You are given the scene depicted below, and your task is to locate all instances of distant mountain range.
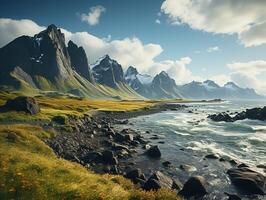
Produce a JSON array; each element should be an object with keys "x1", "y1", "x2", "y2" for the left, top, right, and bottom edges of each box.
[
  {"x1": 124, "y1": 66, "x2": 263, "y2": 99},
  {"x1": 0, "y1": 24, "x2": 263, "y2": 100}
]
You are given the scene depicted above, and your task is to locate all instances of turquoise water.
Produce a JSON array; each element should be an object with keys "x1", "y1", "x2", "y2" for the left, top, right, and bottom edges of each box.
[{"x1": 124, "y1": 100, "x2": 266, "y2": 199}]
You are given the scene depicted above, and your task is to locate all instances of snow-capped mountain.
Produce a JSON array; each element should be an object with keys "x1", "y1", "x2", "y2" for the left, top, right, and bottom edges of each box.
[
  {"x1": 125, "y1": 67, "x2": 183, "y2": 99},
  {"x1": 92, "y1": 55, "x2": 125, "y2": 88},
  {"x1": 179, "y1": 80, "x2": 263, "y2": 99}
]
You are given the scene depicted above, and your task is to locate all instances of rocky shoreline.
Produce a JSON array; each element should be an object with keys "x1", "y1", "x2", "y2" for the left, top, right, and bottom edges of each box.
[
  {"x1": 45, "y1": 102, "x2": 266, "y2": 200},
  {"x1": 1, "y1": 96, "x2": 265, "y2": 199}
]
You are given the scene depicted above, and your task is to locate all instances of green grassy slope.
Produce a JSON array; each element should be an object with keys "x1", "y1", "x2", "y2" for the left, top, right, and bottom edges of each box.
[{"x1": 0, "y1": 93, "x2": 181, "y2": 200}]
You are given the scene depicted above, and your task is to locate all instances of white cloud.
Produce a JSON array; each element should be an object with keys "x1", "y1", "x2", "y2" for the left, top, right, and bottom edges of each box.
[
  {"x1": 155, "y1": 19, "x2": 161, "y2": 24},
  {"x1": 149, "y1": 57, "x2": 202, "y2": 84},
  {"x1": 227, "y1": 60, "x2": 266, "y2": 76},
  {"x1": 0, "y1": 18, "x2": 45, "y2": 47},
  {"x1": 227, "y1": 60, "x2": 266, "y2": 94},
  {"x1": 210, "y1": 74, "x2": 231, "y2": 86},
  {"x1": 207, "y1": 46, "x2": 220, "y2": 53},
  {"x1": 161, "y1": 0, "x2": 266, "y2": 47},
  {"x1": 81, "y1": 5, "x2": 106, "y2": 26}
]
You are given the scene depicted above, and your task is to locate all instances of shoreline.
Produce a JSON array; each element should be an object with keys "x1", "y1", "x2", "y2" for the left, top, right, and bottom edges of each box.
[{"x1": 46, "y1": 101, "x2": 266, "y2": 199}]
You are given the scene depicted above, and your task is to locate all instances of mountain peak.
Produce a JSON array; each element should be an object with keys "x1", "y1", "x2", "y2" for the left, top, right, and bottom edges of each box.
[
  {"x1": 159, "y1": 71, "x2": 168, "y2": 77},
  {"x1": 47, "y1": 24, "x2": 58, "y2": 32},
  {"x1": 125, "y1": 66, "x2": 138, "y2": 77}
]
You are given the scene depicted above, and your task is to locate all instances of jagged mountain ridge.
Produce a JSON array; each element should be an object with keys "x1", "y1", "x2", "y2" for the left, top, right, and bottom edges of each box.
[
  {"x1": 125, "y1": 67, "x2": 183, "y2": 99},
  {"x1": 0, "y1": 24, "x2": 142, "y2": 99}
]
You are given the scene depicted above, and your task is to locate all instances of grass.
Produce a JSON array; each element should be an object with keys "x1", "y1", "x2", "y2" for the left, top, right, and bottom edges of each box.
[
  {"x1": 0, "y1": 92, "x2": 183, "y2": 199},
  {"x1": 0, "y1": 124, "x2": 181, "y2": 200},
  {"x1": 0, "y1": 91, "x2": 155, "y2": 123}
]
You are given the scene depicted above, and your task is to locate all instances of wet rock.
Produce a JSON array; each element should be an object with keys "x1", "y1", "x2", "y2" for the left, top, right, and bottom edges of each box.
[
  {"x1": 102, "y1": 150, "x2": 118, "y2": 165},
  {"x1": 179, "y1": 176, "x2": 207, "y2": 198},
  {"x1": 237, "y1": 163, "x2": 249, "y2": 168},
  {"x1": 208, "y1": 113, "x2": 233, "y2": 122},
  {"x1": 4, "y1": 96, "x2": 40, "y2": 115},
  {"x1": 205, "y1": 154, "x2": 219, "y2": 159},
  {"x1": 145, "y1": 145, "x2": 161, "y2": 158},
  {"x1": 229, "y1": 159, "x2": 238, "y2": 166},
  {"x1": 162, "y1": 161, "x2": 171, "y2": 167},
  {"x1": 125, "y1": 168, "x2": 146, "y2": 183},
  {"x1": 180, "y1": 164, "x2": 197, "y2": 172},
  {"x1": 112, "y1": 143, "x2": 129, "y2": 151},
  {"x1": 143, "y1": 171, "x2": 182, "y2": 191},
  {"x1": 224, "y1": 192, "x2": 241, "y2": 200},
  {"x1": 124, "y1": 134, "x2": 134, "y2": 142},
  {"x1": 257, "y1": 164, "x2": 266, "y2": 169},
  {"x1": 227, "y1": 167, "x2": 266, "y2": 195}
]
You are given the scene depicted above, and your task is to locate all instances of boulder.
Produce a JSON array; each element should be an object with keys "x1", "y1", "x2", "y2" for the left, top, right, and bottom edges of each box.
[
  {"x1": 227, "y1": 167, "x2": 266, "y2": 195},
  {"x1": 143, "y1": 171, "x2": 182, "y2": 191},
  {"x1": 124, "y1": 134, "x2": 134, "y2": 142},
  {"x1": 102, "y1": 150, "x2": 118, "y2": 165},
  {"x1": 207, "y1": 113, "x2": 233, "y2": 122},
  {"x1": 4, "y1": 96, "x2": 40, "y2": 115},
  {"x1": 145, "y1": 145, "x2": 161, "y2": 158},
  {"x1": 125, "y1": 168, "x2": 146, "y2": 184},
  {"x1": 205, "y1": 154, "x2": 219, "y2": 159},
  {"x1": 180, "y1": 164, "x2": 197, "y2": 172},
  {"x1": 179, "y1": 176, "x2": 207, "y2": 198}
]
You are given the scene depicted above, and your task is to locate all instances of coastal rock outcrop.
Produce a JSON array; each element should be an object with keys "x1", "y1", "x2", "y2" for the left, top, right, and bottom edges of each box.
[
  {"x1": 179, "y1": 176, "x2": 208, "y2": 198},
  {"x1": 208, "y1": 106, "x2": 266, "y2": 122},
  {"x1": 145, "y1": 145, "x2": 161, "y2": 158},
  {"x1": 227, "y1": 167, "x2": 266, "y2": 195},
  {"x1": 143, "y1": 171, "x2": 182, "y2": 191}
]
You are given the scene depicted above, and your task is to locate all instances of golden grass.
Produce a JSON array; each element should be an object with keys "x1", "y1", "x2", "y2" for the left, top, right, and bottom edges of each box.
[
  {"x1": 0, "y1": 124, "x2": 181, "y2": 200},
  {"x1": 0, "y1": 92, "x2": 156, "y2": 123}
]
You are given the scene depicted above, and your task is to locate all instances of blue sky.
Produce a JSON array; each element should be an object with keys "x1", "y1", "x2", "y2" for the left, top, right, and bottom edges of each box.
[{"x1": 1, "y1": 0, "x2": 266, "y2": 94}]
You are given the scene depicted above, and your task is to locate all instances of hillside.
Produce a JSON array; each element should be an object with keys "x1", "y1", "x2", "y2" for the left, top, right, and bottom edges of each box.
[{"x1": 0, "y1": 25, "x2": 142, "y2": 100}]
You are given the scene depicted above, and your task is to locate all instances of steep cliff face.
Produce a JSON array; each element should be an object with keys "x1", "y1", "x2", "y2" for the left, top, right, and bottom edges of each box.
[
  {"x1": 0, "y1": 24, "x2": 73, "y2": 89},
  {"x1": 67, "y1": 40, "x2": 94, "y2": 82},
  {"x1": 92, "y1": 55, "x2": 125, "y2": 88}
]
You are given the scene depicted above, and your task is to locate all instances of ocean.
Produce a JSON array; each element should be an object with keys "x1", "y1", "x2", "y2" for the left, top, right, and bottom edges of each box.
[{"x1": 122, "y1": 100, "x2": 266, "y2": 199}]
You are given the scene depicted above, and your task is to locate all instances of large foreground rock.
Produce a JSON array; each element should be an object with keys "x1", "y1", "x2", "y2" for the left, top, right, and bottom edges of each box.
[
  {"x1": 227, "y1": 167, "x2": 266, "y2": 195},
  {"x1": 179, "y1": 176, "x2": 207, "y2": 198},
  {"x1": 145, "y1": 145, "x2": 161, "y2": 158},
  {"x1": 143, "y1": 171, "x2": 182, "y2": 191},
  {"x1": 4, "y1": 96, "x2": 40, "y2": 115}
]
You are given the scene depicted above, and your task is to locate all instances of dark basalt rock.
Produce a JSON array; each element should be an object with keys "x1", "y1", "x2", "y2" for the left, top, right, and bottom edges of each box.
[
  {"x1": 205, "y1": 153, "x2": 220, "y2": 159},
  {"x1": 125, "y1": 168, "x2": 146, "y2": 184},
  {"x1": 179, "y1": 176, "x2": 208, "y2": 198},
  {"x1": 102, "y1": 150, "x2": 118, "y2": 165},
  {"x1": 207, "y1": 113, "x2": 233, "y2": 122},
  {"x1": 145, "y1": 145, "x2": 161, "y2": 158},
  {"x1": 143, "y1": 171, "x2": 182, "y2": 191},
  {"x1": 4, "y1": 96, "x2": 40, "y2": 115},
  {"x1": 227, "y1": 167, "x2": 266, "y2": 195},
  {"x1": 208, "y1": 106, "x2": 266, "y2": 122},
  {"x1": 224, "y1": 192, "x2": 242, "y2": 200}
]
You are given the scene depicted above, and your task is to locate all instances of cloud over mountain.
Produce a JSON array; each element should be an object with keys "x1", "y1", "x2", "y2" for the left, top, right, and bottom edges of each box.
[{"x1": 0, "y1": 18, "x2": 198, "y2": 85}]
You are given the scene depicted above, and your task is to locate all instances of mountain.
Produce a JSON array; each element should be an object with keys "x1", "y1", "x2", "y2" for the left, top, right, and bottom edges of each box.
[
  {"x1": 124, "y1": 66, "x2": 152, "y2": 97},
  {"x1": 179, "y1": 80, "x2": 263, "y2": 99},
  {"x1": 67, "y1": 40, "x2": 94, "y2": 82},
  {"x1": 150, "y1": 71, "x2": 183, "y2": 99},
  {"x1": 125, "y1": 67, "x2": 183, "y2": 99},
  {"x1": 0, "y1": 24, "x2": 142, "y2": 100},
  {"x1": 92, "y1": 55, "x2": 125, "y2": 88}
]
